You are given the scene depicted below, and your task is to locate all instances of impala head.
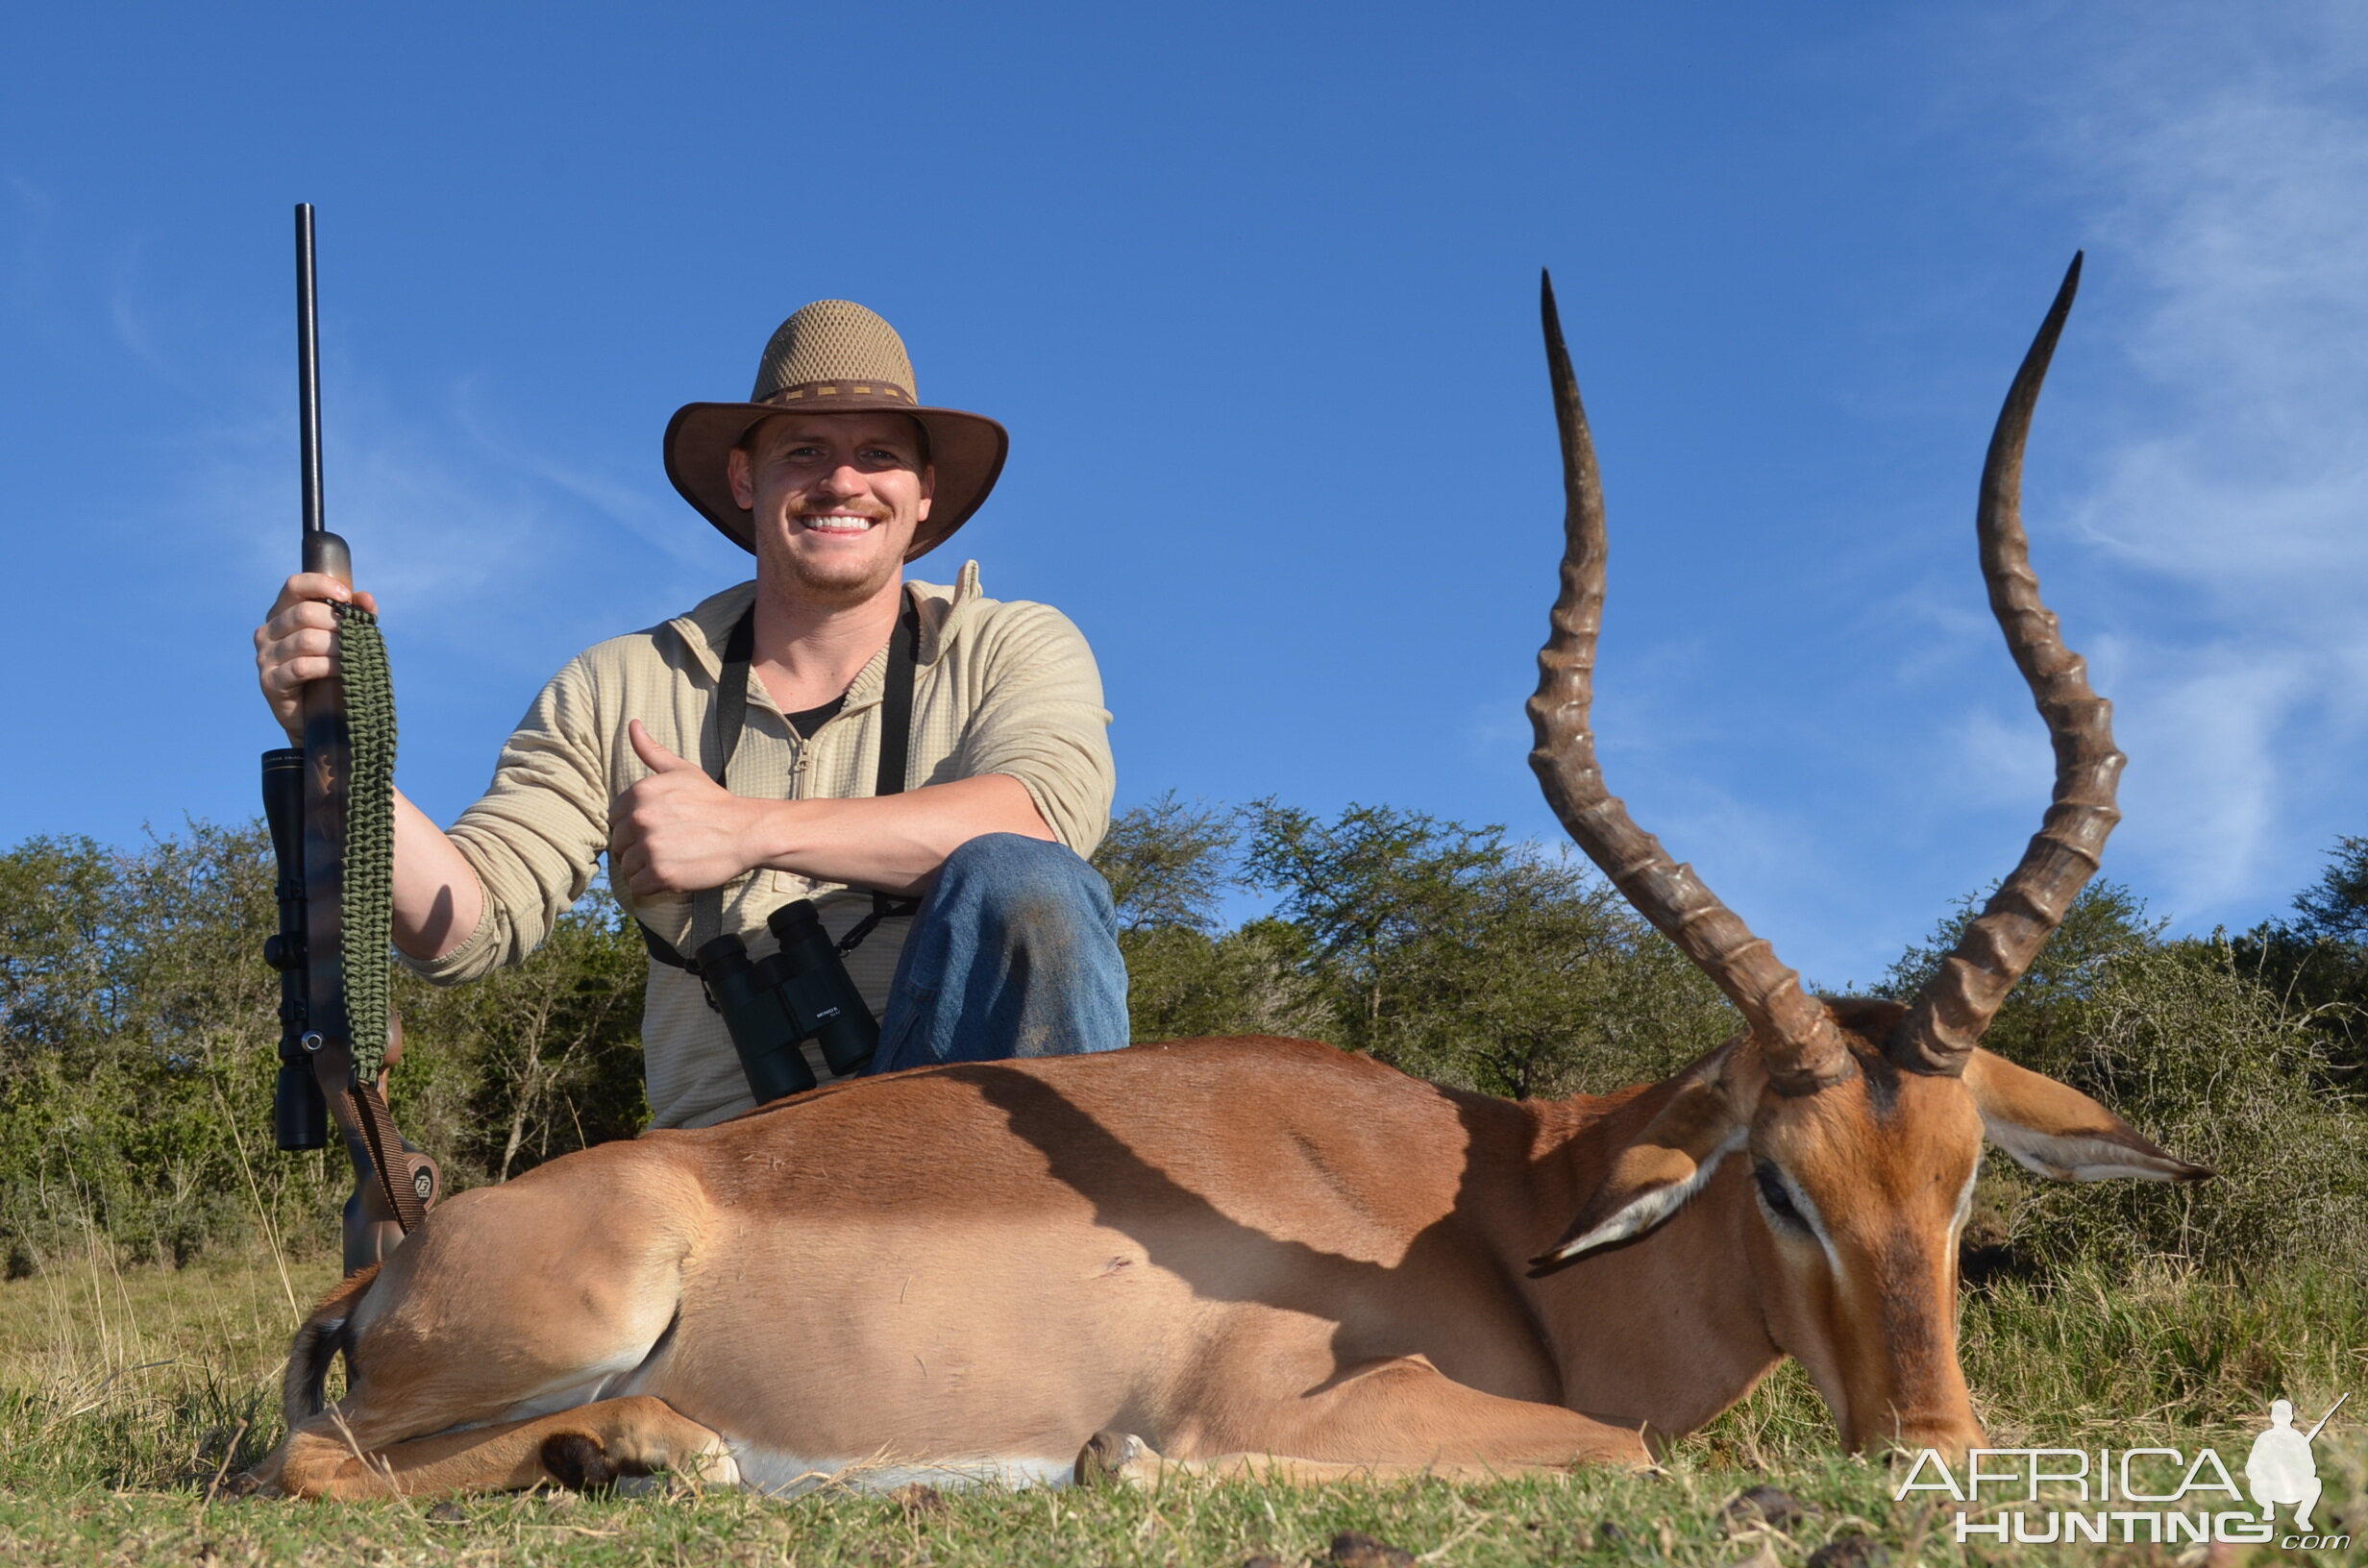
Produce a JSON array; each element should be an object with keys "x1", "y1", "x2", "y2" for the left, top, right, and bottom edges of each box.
[{"x1": 1522, "y1": 257, "x2": 2208, "y2": 1457}]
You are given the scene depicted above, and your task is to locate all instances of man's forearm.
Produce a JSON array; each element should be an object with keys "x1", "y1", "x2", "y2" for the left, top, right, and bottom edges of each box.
[
  {"x1": 745, "y1": 773, "x2": 1052, "y2": 895},
  {"x1": 392, "y1": 790, "x2": 486, "y2": 961}
]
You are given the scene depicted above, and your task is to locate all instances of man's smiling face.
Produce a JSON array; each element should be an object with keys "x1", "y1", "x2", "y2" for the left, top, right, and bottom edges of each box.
[{"x1": 728, "y1": 411, "x2": 935, "y2": 604}]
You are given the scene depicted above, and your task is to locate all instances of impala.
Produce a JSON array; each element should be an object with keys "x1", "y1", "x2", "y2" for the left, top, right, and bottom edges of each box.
[{"x1": 251, "y1": 257, "x2": 2205, "y2": 1500}]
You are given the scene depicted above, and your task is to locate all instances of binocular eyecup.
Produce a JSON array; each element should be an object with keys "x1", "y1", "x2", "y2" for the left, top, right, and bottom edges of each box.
[{"x1": 699, "y1": 899, "x2": 881, "y2": 1106}]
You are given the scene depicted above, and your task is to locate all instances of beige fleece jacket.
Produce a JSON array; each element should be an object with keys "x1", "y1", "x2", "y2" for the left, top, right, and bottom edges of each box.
[{"x1": 400, "y1": 561, "x2": 1115, "y2": 1129}]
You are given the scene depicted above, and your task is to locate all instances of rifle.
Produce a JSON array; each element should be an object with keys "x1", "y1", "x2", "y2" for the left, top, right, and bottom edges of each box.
[{"x1": 261, "y1": 203, "x2": 440, "y2": 1274}]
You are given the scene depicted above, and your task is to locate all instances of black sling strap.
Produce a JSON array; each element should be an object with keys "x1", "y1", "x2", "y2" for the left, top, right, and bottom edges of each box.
[
  {"x1": 638, "y1": 596, "x2": 922, "y2": 975},
  {"x1": 709, "y1": 605, "x2": 757, "y2": 792}
]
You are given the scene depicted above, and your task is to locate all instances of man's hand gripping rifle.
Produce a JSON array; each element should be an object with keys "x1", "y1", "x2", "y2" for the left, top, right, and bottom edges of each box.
[{"x1": 261, "y1": 204, "x2": 441, "y2": 1275}]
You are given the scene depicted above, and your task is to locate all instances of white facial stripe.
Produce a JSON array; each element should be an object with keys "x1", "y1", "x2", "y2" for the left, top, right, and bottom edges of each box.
[
  {"x1": 1756, "y1": 1163, "x2": 1846, "y2": 1283},
  {"x1": 1548, "y1": 1126, "x2": 1746, "y2": 1262},
  {"x1": 1757, "y1": 1158, "x2": 1981, "y2": 1302}
]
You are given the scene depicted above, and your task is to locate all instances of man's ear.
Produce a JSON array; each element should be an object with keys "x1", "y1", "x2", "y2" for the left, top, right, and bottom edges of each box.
[
  {"x1": 1532, "y1": 1048, "x2": 1749, "y2": 1272},
  {"x1": 1963, "y1": 1048, "x2": 2212, "y2": 1183},
  {"x1": 728, "y1": 444, "x2": 755, "y2": 510}
]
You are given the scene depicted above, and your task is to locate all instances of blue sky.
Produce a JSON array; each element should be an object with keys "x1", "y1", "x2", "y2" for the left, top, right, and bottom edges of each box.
[{"x1": 3, "y1": 2, "x2": 2362, "y2": 988}]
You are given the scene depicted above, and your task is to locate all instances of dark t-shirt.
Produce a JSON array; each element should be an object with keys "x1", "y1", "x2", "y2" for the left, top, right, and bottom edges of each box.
[{"x1": 785, "y1": 696, "x2": 847, "y2": 740}]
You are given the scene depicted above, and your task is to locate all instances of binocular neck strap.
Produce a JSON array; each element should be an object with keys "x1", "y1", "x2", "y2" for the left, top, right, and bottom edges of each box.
[{"x1": 639, "y1": 592, "x2": 923, "y2": 976}]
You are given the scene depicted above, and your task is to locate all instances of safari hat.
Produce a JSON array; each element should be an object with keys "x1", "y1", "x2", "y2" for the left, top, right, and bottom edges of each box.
[{"x1": 664, "y1": 300, "x2": 1009, "y2": 559}]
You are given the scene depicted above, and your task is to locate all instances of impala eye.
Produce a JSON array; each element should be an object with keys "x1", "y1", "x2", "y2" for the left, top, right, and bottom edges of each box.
[{"x1": 1754, "y1": 1160, "x2": 1809, "y2": 1232}]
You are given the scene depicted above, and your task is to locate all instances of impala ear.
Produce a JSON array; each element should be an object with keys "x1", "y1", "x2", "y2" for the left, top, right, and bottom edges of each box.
[
  {"x1": 1963, "y1": 1047, "x2": 2212, "y2": 1183},
  {"x1": 1531, "y1": 1051, "x2": 1749, "y2": 1273}
]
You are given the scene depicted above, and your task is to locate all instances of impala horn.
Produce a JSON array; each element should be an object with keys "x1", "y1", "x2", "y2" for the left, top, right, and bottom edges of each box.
[
  {"x1": 1889, "y1": 254, "x2": 2124, "y2": 1078},
  {"x1": 1526, "y1": 271, "x2": 1850, "y2": 1096}
]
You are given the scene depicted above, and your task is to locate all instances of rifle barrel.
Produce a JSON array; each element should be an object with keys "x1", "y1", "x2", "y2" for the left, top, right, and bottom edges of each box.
[{"x1": 296, "y1": 203, "x2": 324, "y2": 539}]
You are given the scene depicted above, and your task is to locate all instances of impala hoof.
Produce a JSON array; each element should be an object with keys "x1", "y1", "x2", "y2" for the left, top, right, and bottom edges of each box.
[
  {"x1": 1074, "y1": 1429, "x2": 1162, "y2": 1487},
  {"x1": 540, "y1": 1432, "x2": 621, "y2": 1491}
]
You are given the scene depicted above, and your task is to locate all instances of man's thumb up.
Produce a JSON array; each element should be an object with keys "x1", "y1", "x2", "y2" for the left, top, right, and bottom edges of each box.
[
  {"x1": 628, "y1": 719, "x2": 701, "y2": 776},
  {"x1": 613, "y1": 720, "x2": 745, "y2": 898}
]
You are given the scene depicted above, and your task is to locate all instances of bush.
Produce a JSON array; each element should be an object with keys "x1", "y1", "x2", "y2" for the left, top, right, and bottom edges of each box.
[
  {"x1": 2232, "y1": 833, "x2": 2368, "y2": 1090},
  {"x1": 0, "y1": 821, "x2": 647, "y2": 1273},
  {"x1": 1882, "y1": 881, "x2": 2368, "y2": 1279},
  {"x1": 1994, "y1": 937, "x2": 2368, "y2": 1276}
]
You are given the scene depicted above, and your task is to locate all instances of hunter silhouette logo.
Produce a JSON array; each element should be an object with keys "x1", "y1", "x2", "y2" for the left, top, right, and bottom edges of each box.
[{"x1": 2247, "y1": 1394, "x2": 2346, "y2": 1533}]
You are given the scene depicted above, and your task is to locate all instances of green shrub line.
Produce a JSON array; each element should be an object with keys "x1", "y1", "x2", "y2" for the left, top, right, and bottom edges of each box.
[{"x1": 5, "y1": 805, "x2": 2360, "y2": 1279}]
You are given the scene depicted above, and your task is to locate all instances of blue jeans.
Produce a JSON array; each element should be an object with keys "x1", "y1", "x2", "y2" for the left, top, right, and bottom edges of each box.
[{"x1": 865, "y1": 833, "x2": 1131, "y2": 1072}]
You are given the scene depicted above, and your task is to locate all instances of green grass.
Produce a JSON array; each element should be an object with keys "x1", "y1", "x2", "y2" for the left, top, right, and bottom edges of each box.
[{"x1": 1, "y1": 1247, "x2": 2362, "y2": 1566}]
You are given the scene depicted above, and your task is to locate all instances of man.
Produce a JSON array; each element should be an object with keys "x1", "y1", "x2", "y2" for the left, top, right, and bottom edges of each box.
[{"x1": 254, "y1": 300, "x2": 1129, "y2": 1130}]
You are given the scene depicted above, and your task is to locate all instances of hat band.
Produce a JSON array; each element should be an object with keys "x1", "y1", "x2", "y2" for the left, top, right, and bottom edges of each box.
[{"x1": 760, "y1": 379, "x2": 917, "y2": 406}]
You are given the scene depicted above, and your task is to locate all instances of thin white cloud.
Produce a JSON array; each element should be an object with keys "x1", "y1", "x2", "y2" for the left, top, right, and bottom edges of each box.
[
  {"x1": 1938, "y1": 705, "x2": 2052, "y2": 815},
  {"x1": 113, "y1": 303, "x2": 719, "y2": 682},
  {"x1": 176, "y1": 369, "x2": 556, "y2": 611},
  {"x1": 449, "y1": 377, "x2": 715, "y2": 569},
  {"x1": 1937, "y1": 0, "x2": 2368, "y2": 930},
  {"x1": 2062, "y1": 12, "x2": 2368, "y2": 615},
  {"x1": 2109, "y1": 638, "x2": 2314, "y2": 911},
  {"x1": 106, "y1": 237, "x2": 178, "y2": 384}
]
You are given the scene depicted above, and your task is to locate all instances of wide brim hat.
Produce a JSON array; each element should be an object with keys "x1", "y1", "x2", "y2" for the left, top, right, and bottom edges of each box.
[{"x1": 664, "y1": 299, "x2": 1008, "y2": 559}]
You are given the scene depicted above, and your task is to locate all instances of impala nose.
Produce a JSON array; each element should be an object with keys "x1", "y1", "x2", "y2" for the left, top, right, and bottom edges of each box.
[{"x1": 1878, "y1": 1413, "x2": 1987, "y2": 1463}]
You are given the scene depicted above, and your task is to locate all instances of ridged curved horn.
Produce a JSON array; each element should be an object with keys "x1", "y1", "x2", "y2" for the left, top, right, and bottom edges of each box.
[
  {"x1": 1526, "y1": 271, "x2": 1850, "y2": 1095},
  {"x1": 1890, "y1": 254, "x2": 2125, "y2": 1078}
]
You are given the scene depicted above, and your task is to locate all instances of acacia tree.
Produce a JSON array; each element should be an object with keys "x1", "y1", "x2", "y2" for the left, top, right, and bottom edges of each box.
[
  {"x1": 1239, "y1": 803, "x2": 1734, "y2": 1095},
  {"x1": 1094, "y1": 797, "x2": 1733, "y2": 1095},
  {"x1": 1241, "y1": 801, "x2": 1503, "y2": 1045},
  {"x1": 1096, "y1": 792, "x2": 1236, "y2": 936},
  {"x1": 0, "y1": 825, "x2": 327, "y2": 1270},
  {"x1": 2293, "y1": 835, "x2": 2368, "y2": 942},
  {"x1": 1091, "y1": 794, "x2": 1323, "y2": 1042}
]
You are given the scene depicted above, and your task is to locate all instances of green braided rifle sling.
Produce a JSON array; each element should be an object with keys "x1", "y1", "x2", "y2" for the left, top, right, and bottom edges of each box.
[
  {"x1": 333, "y1": 602, "x2": 397, "y2": 1086},
  {"x1": 332, "y1": 601, "x2": 426, "y2": 1232}
]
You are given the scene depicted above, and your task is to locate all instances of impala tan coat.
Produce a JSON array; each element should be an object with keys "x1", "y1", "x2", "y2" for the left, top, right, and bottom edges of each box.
[{"x1": 253, "y1": 1019, "x2": 2193, "y2": 1499}]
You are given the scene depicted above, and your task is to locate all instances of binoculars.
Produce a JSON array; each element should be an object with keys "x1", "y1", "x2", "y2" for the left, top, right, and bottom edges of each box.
[{"x1": 699, "y1": 899, "x2": 881, "y2": 1103}]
